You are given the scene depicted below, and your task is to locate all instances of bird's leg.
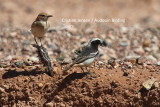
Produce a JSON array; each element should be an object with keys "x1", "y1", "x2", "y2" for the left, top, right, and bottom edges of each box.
[
  {"x1": 80, "y1": 67, "x2": 85, "y2": 73},
  {"x1": 85, "y1": 67, "x2": 91, "y2": 75},
  {"x1": 85, "y1": 67, "x2": 97, "y2": 78},
  {"x1": 39, "y1": 38, "x2": 43, "y2": 47},
  {"x1": 34, "y1": 37, "x2": 39, "y2": 46}
]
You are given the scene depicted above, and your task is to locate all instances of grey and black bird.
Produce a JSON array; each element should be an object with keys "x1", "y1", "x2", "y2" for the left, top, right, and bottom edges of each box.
[{"x1": 63, "y1": 38, "x2": 107, "y2": 76}]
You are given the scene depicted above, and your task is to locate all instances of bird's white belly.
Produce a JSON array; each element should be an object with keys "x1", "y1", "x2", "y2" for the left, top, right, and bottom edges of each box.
[{"x1": 83, "y1": 57, "x2": 95, "y2": 65}]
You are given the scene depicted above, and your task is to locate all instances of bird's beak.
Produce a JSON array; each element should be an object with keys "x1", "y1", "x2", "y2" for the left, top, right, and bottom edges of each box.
[
  {"x1": 47, "y1": 15, "x2": 53, "y2": 17},
  {"x1": 100, "y1": 40, "x2": 107, "y2": 47}
]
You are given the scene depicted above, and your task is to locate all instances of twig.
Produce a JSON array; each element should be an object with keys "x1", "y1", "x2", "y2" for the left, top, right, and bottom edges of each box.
[{"x1": 33, "y1": 44, "x2": 54, "y2": 76}]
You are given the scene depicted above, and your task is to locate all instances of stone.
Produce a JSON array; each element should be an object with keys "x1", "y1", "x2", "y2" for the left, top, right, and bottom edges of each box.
[
  {"x1": 98, "y1": 61, "x2": 104, "y2": 65},
  {"x1": 6, "y1": 55, "x2": 13, "y2": 60},
  {"x1": 2, "y1": 85, "x2": 9, "y2": 90},
  {"x1": 120, "y1": 26, "x2": 128, "y2": 33},
  {"x1": 45, "y1": 102, "x2": 54, "y2": 107},
  {"x1": 137, "y1": 56, "x2": 147, "y2": 64},
  {"x1": 119, "y1": 42, "x2": 129, "y2": 47},
  {"x1": 24, "y1": 61, "x2": 32, "y2": 66},
  {"x1": 0, "y1": 68, "x2": 4, "y2": 71},
  {"x1": 157, "y1": 61, "x2": 160, "y2": 66},
  {"x1": 15, "y1": 61, "x2": 23, "y2": 67},
  {"x1": 151, "y1": 45, "x2": 159, "y2": 53},
  {"x1": 137, "y1": 92, "x2": 141, "y2": 99},
  {"x1": 143, "y1": 38, "x2": 151, "y2": 48},
  {"x1": 0, "y1": 87, "x2": 5, "y2": 93},
  {"x1": 155, "y1": 54, "x2": 160, "y2": 61},
  {"x1": 153, "y1": 82, "x2": 159, "y2": 88},
  {"x1": 108, "y1": 58, "x2": 116, "y2": 67},
  {"x1": 123, "y1": 72, "x2": 129, "y2": 76},
  {"x1": 37, "y1": 83, "x2": 43, "y2": 88},
  {"x1": 59, "y1": 103, "x2": 65, "y2": 107},
  {"x1": 147, "y1": 55, "x2": 157, "y2": 63},
  {"x1": 134, "y1": 47, "x2": 144, "y2": 54},
  {"x1": 66, "y1": 25, "x2": 77, "y2": 35},
  {"x1": 54, "y1": 95, "x2": 63, "y2": 102},
  {"x1": 124, "y1": 56, "x2": 138, "y2": 64},
  {"x1": 85, "y1": 28, "x2": 95, "y2": 35},
  {"x1": 29, "y1": 56, "x2": 39, "y2": 62},
  {"x1": 105, "y1": 48, "x2": 117, "y2": 58},
  {"x1": 142, "y1": 78, "x2": 157, "y2": 90},
  {"x1": 10, "y1": 32, "x2": 17, "y2": 37},
  {"x1": 144, "y1": 47, "x2": 151, "y2": 52},
  {"x1": 23, "y1": 40, "x2": 30, "y2": 45},
  {"x1": 124, "y1": 62, "x2": 132, "y2": 68},
  {"x1": 53, "y1": 67, "x2": 59, "y2": 74}
]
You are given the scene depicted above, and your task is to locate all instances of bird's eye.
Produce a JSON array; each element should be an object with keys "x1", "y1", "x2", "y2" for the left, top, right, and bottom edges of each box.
[
  {"x1": 91, "y1": 40, "x2": 100, "y2": 45},
  {"x1": 39, "y1": 15, "x2": 45, "y2": 17}
]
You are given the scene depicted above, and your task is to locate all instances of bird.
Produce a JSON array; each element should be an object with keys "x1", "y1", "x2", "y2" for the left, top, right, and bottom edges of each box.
[
  {"x1": 63, "y1": 38, "x2": 107, "y2": 76},
  {"x1": 31, "y1": 12, "x2": 53, "y2": 47}
]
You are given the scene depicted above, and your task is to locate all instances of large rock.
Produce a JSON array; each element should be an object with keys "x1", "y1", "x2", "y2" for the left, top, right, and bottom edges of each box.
[{"x1": 142, "y1": 78, "x2": 157, "y2": 90}]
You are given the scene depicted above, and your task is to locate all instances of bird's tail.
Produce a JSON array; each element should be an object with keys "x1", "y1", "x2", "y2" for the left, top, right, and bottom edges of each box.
[{"x1": 62, "y1": 63, "x2": 75, "y2": 73}]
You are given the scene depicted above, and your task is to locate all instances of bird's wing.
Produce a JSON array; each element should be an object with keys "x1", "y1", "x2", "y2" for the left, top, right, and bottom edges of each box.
[
  {"x1": 73, "y1": 51, "x2": 99, "y2": 64},
  {"x1": 31, "y1": 21, "x2": 45, "y2": 28}
]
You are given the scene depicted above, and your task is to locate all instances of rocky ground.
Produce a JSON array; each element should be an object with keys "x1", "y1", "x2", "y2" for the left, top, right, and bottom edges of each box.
[{"x1": 0, "y1": 0, "x2": 160, "y2": 107}]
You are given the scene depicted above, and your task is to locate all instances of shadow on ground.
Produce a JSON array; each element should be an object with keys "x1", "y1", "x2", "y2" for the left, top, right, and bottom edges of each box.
[
  {"x1": 2, "y1": 68, "x2": 45, "y2": 79},
  {"x1": 57, "y1": 72, "x2": 87, "y2": 91}
]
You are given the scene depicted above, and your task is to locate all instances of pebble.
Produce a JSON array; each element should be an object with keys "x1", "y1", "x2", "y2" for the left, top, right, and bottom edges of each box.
[
  {"x1": 53, "y1": 49, "x2": 61, "y2": 54},
  {"x1": 0, "y1": 68, "x2": 4, "y2": 70},
  {"x1": 85, "y1": 28, "x2": 95, "y2": 35},
  {"x1": 144, "y1": 47, "x2": 151, "y2": 52},
  {"x1": 120, "y1": 26, "x2": 128, "y2": 33},
  {"x1": 66, "y1": 25, "x2": 77, "y2": 35},
  {"x1": 37, "y1": 83, "x2": 43, "y2": 88},
  {"x1": 10, "y1": 32, "x2": 17, "y2": 37},
  {"x1": 108, "y1": 58, "x2": 116, "y2": 67},
  {"x1": 137, "y1": 56, "x2": 147, "y2": 64},
  {"x1": 106, "y1": 48, "x2": 117, "y2": 58},
  {"x1": 121, "y1": 66, "x2": 127, "y2": 70},
  {"x1": 134, "y1": 47, "x2": 145, "y2": 54},
  {"x1": 48, "y1": 43, "x2": 58, "y2": 49},
  {"x1": 53, "y1": 67, "x2": 59, "y2": 74},
  {"x1": 24, "y1": 61, "x2": 32, "y2": 66},
  {"x1": 6, "y1": 55, "x2": 13, "y2": 60},
  {"x1": 137, "y1": 92, "x2": 141, "y2": 99},
  {"x1": 119, "y1": 42, "x2": 129, "y2": 47},
  {"x1": 1, "y1": 85, "x2": 9, "y2": 90},
  {"x1": 21, "y1": 29, "x2": 31, "y2": 36},
  {"x1": 59, "y1": 103, "x2": 65, "y2": 107},
  {"x1": 45, "y1": 102, "x2": 54, "y2": 107},
  {"x1": 143, "y1": 38, "x2": 151, "y2": 47},
  {"x1": 98, "y1": 61, "x2": 104, "y2": 65},
  {"x1": 15, "y1": 61, "x2": 23, "y2": 67},
  {"x1": 0, "y1": 87, "x2": 5, "y2": 93},
  {"x1": 153, "y1": 82, "x2": 159, "y2": 88},
  {"x1": 124, "y1": 56, "x2": 138, "y2": 64},
  {"x1": 151, "y1": 45, "x2": 159, "y2": 53},
  {"x1": 147, "y1": 55, "x2": 157, "y2": 63},
  {"x1": 142, "y1": 78, "x2": 157, "y2": 90},
  {"x1": 124, "y1": 61, "x2": 133, "y2": 68},
  {"x1": 156, "y1": 61, "x2": 160, "y2": 66},
  {"x1": 29, "y1": 56, "x2": 39, "y2": 62},
  {"x1": 123, "y1": 72, "x2": 129, "y2": 76},
  {"x1": 54, "y1": 95, "x2": 63, "y2": 102}
]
